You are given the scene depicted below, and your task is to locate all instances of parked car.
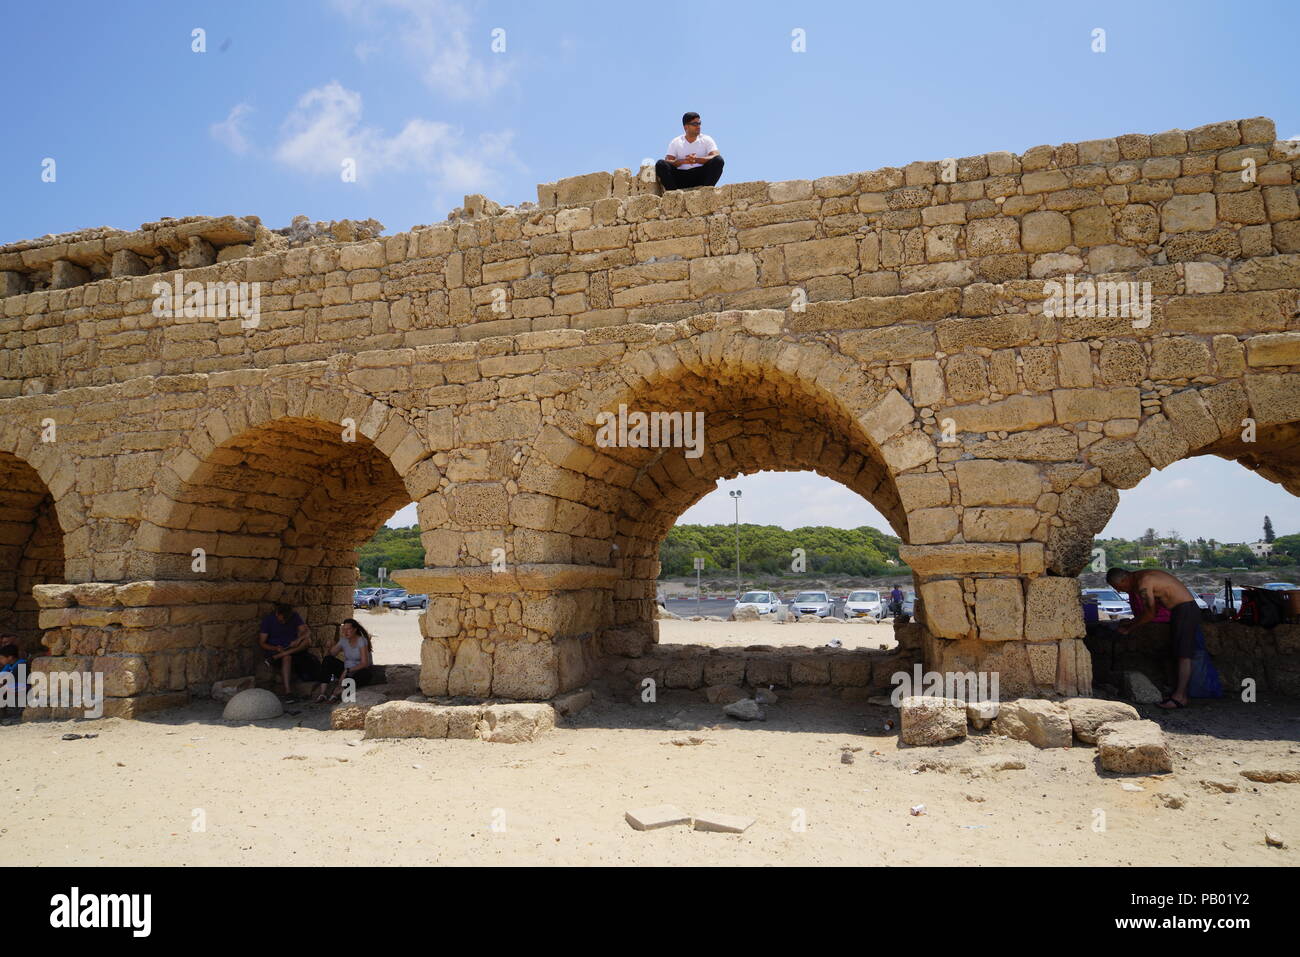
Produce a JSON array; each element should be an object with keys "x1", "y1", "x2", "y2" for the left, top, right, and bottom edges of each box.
[
  {"x1": 383, "y1": 590, "x2": 429, "y2": 610},
  {"x1": 1211, "y1": 587, "x2": 1246, "y2": 616},
  {"x1": 843, "y1": 589, "x2": 885, "y2": 620},
  {"x1": 354, "y1": 587, "x2": 400, "y2": 609},
  {"x1": 1081, "y1": 588, "x2": 1132, "y2": 619},
  {"x1": 734, "y1": 590, "x2": 782, "y2": 615},
  {"x1": 791, "y1": 590, "x2": 833, "y2": 618},
  {"x1": 897, "y1": 592, "x2": 917, "y2": 623}
]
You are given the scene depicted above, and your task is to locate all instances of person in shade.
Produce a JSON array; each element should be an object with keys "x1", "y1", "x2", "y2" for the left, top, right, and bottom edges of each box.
[
  {"x1": 313, "y1": 618, "x2": 375, "y2": 704},
  {"x1": 258, "y1": 602, "x2": 317, "y2": 700},
  {"x1": 654, "y1": 112, "x2": 724, "y2": 191},
  {"x1": 1107, "y1": 567, "x2": 1200, "y2": 709}
]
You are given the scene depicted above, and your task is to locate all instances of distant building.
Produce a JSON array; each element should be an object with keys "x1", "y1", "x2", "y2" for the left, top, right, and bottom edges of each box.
[{"x1": 1249, "y1": 540, "x2": 1273, "y2": 558}]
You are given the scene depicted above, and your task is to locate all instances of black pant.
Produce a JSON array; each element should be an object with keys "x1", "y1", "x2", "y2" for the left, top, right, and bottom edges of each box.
[
  {"x1": 655, "y1": 155, "x2": 724, "y2": 191},
  {"x1": 320, "y1": 656, "x2": 373, "y2": 688},
  {"x1": 1169, "y1": 601, "x2": 1201, "y2": 659},
  {"x1": 266, "y1": 649, "x2": 320, "y2": 682}
]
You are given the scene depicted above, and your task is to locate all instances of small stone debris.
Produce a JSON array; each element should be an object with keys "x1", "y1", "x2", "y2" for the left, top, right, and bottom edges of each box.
[
  {"x1": 1240, "y1": 768, "x2": 1300, "y2": 784},
  {"x1": 1121, "y1": 783, "x2": 1145, "y2": 792},
  {"x1": 1200, "y1": 778, "x2": 1239, "y2": 793},
  {"x1": 1156, "y1": 792, "x2": 1186, "y2": 809},
  {"x1": 625, "y1": 805, "x2": 691, "y2": 831},
  {"x1": 666, "y1": 736, "x2": 707, "y2": 747},
  {"x1": 825, "y1": 639, "x2": 843, "y2": 648},
  {"x1": 282, "y1": 754, "x2": 308, "y2": 760},
  {"x1": 1264, "y1": 831, "x2": 1286, "y2": 849},
  {"x1": 841, "y1": 751, "x2": 855, "y2": 765},
  {"x1": 965, "y1": 794, "x2": 985, "y2": 803},
  {"x1": 693, "y1": 811, "x2": 754, "y2": 834},
  {"x1": 723, "y1": 698, "x2": 765, "y2": 721},
  {"x1": 754, "y1": 687, "x2": 778, "y2": 705},
  {"x1": 909, "y1": 804, "x2": 927, "y2": 816}
]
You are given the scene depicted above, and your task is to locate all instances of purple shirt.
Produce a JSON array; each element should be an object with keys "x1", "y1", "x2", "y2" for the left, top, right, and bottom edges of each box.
[{"x1": 260, "y1": 612, "x2": 303, "y2": 648}]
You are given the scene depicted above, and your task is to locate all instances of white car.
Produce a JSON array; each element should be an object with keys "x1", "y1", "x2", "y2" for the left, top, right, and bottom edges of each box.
[
  {"x1": 791, "y1": 591, "x2": 833, "y2": 617},
  {"x1": 844, "y1": 589, "x2": 885, "y2": 619},
  {"x1": 734, "y1": 590, "x2": 782, "y2": 615},
  {"x1": 1081, "y1": 588, "x2": 1131, "y2": 619},
  {"x1": 1211, "y1": 587, "x2": 1246, "y2": 616}
]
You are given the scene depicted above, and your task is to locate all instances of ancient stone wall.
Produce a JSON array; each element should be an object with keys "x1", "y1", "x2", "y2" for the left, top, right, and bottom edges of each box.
[{"x1": 0, "y1": 115, "x2": 1297, "y2": 714}]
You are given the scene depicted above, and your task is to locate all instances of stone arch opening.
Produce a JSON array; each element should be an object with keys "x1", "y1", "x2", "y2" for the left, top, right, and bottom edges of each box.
[
  {"x1": 0, "y1": 452, "x2": 65, "y2": 657},
  {"x1": 136, "y1": 415, "x2": 415, "y2": 683}
]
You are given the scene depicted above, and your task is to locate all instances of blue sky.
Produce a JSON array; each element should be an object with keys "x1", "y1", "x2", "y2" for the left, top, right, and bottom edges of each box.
[{"x1": 4, "y1": 0, "x2": 1297, "y2": 540}]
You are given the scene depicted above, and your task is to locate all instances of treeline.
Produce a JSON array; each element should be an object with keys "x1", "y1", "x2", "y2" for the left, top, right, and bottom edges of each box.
[
  {"x1": 1095, "y1": 527, "x2": 1299, "y2": 570},
  {"x1": 659, "y1": 524, "x2": 903, "y2": 578},
  {"x1": 357, "y1": 526, "x2": 424, "y2": 585}
]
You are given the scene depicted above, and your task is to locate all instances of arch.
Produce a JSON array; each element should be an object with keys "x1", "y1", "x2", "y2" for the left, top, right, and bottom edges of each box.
[{"x1": 0, "y1": 450, "x2": 66, "y2": 656}]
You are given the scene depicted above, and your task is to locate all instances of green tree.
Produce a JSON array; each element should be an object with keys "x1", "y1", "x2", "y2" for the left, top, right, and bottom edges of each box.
[{"x1": 1264, "y1": 515, "x2": 1275, "y2": 543}]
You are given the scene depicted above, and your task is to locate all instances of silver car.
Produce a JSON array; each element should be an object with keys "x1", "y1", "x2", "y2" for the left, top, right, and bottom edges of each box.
[
  {"x1": 844, "y1": 589, "x2": 885, "y2": 619},
  {"x1": 791, "y1": 590, "x2": 833, "y2": 617},
  {"x1": 1081, "y1": 588, "x2": 1131, "y2": 619}
]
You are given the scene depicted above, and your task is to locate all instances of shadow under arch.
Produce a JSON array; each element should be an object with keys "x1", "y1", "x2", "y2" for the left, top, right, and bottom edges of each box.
[{"x1": 0, "y1": 450, "x2": 66, "y2": 656}]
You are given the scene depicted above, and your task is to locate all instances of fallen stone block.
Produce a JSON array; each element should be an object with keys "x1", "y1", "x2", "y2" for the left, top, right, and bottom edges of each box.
[
  {"x1": 1240, "y1": 768, "x2": 1300, "y2": 784},
  {"x1": 693, "y1": 811, "x2": 754, "y2": 833},
  {"x1": 1096, "y1": 719, "x2": 1172, "y2": 773},
  {"x1": 723, "y1": 698, "x2": 765, "y2": 721},
  {"x1": 625, "y1": 805, "x2": 691, "y2": 830},
  {"x1": 363, "y1": 700, "x2": 453, "y2": 739},
  {"x1": 1064, "y1": 697, "x2": 1140, "y2": 744},
  {"x1": 900, "y1": 695, "x2": 967, "y2": 746},
  {"x1": 992, "y1": 698, "x2": 1072, "y2": 749},
  {"x1": 730, "y1": 605, "x2": 760, "y2": 622},
  {"x1": 966, "y1": 699, "x2": 999, "y2": 730},
  {"x1": 211, "y1": 676, "x2": 255, "y2": 702},
  {"x1": 754, "y1": 687, "x2": 778, "y2": 705},
  {"x1": 1200, "y1": 778, "x2": 1239, "y2": 793},
  {"x1": 553, "y1": 689, "x2": 592, "y2": 717},
  {"x1": 478, "y1": 703, "x2": 557, "y2": 743}
]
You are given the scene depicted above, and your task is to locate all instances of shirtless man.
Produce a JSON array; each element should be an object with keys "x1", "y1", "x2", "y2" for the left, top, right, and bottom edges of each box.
[{"x1": 1106, "y1": 567, "x2": 1200, "y2": 709}]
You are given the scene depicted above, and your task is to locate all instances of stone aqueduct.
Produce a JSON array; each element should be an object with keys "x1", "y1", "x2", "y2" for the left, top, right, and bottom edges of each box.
[{"x1": 0, "y1": 116, "x2": 1298, "y2": 716}]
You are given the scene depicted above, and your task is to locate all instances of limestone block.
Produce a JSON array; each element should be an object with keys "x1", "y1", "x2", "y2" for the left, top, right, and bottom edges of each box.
[
  {"x1": 974, "y1": 577, "x2": 1024, "y2": 641},
  {"x1": 1064, "y1": 698, "x2": 1140, "y2": 744},
  {"x1": 909, "y1": 508, "x2": 959, "y2": 544},
  {"x1": 899, "y1": 695, "x2": 967, "y2": 745},
  {"x1": 363, "y1": 700, "x2": 452, "y2": 739},
  {"x1": 1246, "y1": 332, "x2": 1300, "y2": 367},
  {"x1": 492, "y1": 640, "x2": 559, "y2": 699},
  {"x1": 991, "y1": 698, "x2": 1072, "y2": 748},
  {"x1": 689, "y1": 253, "x2": 757, "y2": 296},
  {"x1": 919, "y1": 580, "x2": 970, "y2": 638},
  {"x1": 1096, "y1": 719, "x2": 1172, "y2": 773},
  {"x1": 479, "y1": 703, "x2": 557, "y2": 743},
  {"x1": 1160, "y1": 194, "x2": 1215, "y2": 233},
  {"x1": 222, "y1": 688, "x2": 283, "y2": 721},
  {"x1": 447, "y1": 638, "x2": 492, "y2": 697},
  {"x1": 1021, "y1": 211, "x2": 1071, "y2": 252},
  {"x1": 1023, "y1": 577, "x2": 1086, "y2": 642},
  {"x1": 955, "y1": 460, "x2": 1042, "y2": 506},
  {"x1": 964, "y1": 507, "x2": 1040, "y2": 543},
  {"x1": 1052, "y1": 387, "x2": 1141, "y2": 422},
  {"x1": 419, "y1": 638, "x2": 452, "y2": 696},
  {"x1": 625, "y1": 805, "x2": 690, "y2": 830}
]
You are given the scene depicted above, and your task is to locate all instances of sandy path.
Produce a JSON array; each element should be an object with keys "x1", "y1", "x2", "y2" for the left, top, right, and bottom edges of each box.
[{"x1": 2, "y1": 684, "x2": 1295, "y2": 866}]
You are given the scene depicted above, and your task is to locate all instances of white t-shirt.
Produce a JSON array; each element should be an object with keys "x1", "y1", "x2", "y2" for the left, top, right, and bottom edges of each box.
[
  {"x1": 337, "y1": 635, "x2": 367, "y2": 670},
  {"x1": 667, "y1": 134, "x2": 718, "y2": 170}
]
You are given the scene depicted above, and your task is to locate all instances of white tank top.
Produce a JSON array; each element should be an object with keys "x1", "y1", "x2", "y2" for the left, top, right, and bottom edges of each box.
[{"x1": 340, "y1": 635, "x2": 367, "y2": 670}]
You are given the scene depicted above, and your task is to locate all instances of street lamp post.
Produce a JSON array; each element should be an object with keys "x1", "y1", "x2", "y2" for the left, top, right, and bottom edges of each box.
[{"x1": 729, "y1": 489, "x2": 742, "y2": 600}]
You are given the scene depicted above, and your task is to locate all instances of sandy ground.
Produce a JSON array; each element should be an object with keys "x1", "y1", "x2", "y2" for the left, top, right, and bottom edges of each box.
[{"x1": 2, "y1": 612, "x2": 1296, "y2": 866}]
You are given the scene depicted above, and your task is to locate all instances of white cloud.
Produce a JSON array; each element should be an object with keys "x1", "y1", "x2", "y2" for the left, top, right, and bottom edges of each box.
[
  {"x1": 211, "y1": 103, "x2": 254, "y2": 155},
  {"x1": 272, "y1": 81, "x2": 517, "y2": 195},
  {"x1": 332, "y1": 0, "x2": 511, "y2": 100}
]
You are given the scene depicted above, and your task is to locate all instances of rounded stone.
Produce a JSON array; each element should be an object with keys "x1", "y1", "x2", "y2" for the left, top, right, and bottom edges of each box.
[{"x1": 222, "y1": 688, "x2": 284, "y2": 721}]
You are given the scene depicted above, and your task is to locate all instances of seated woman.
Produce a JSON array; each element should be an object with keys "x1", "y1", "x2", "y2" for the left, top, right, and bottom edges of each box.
[{"x1": 314, "y1": 618, "x2": 375, "y2": 703}]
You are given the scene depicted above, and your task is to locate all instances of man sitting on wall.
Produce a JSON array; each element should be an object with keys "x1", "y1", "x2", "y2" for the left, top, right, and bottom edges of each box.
[
  {"x1": 654, "y1": 112, "x2": 724, "y2": 191},
  {"x1": 258, "y1": 602, "x2": 318, "y2": 700},
  {"x1": 1106, "y1": 567, "x2": 1201, "y2": 710}
]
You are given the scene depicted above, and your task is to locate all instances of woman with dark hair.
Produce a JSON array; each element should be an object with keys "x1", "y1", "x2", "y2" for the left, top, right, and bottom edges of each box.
[{"x1": 313, "y1": 618, "x2": 375, "y2": 703}]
